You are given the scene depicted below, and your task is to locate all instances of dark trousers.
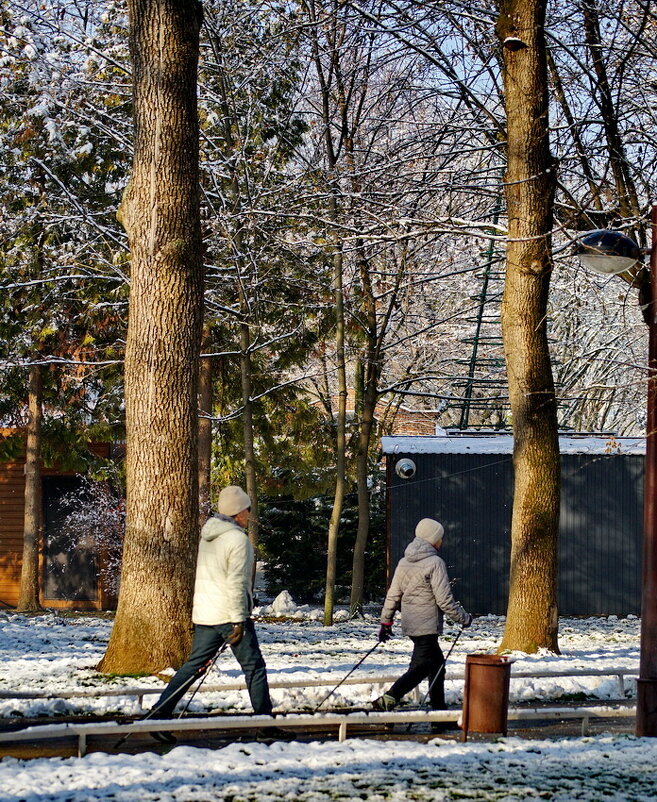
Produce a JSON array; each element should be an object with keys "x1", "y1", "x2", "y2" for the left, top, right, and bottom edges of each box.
[
  {"x1": 388, "y1": 634, "x2": 446, "y2": 709},
  {"x1": 153, "y1": 619, "x2": 273, "y2": 717}
]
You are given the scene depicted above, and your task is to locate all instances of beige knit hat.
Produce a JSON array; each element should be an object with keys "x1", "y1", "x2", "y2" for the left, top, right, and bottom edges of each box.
[
  {"x1": 217, "y1": 485, "x2": 251, "y2": 517},
  {"x1": 415, "y1": 518, "x2": 444, "y2": 546}
]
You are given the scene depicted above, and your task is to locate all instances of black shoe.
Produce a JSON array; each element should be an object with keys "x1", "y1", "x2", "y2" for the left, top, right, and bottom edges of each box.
[{"x1": 150, "y1": 730, "x2": 177, "y2": 745}]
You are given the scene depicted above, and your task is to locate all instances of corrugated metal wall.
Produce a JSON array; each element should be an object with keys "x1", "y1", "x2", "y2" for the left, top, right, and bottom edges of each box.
[{"x1": 387, "y1": 451, "x2": 643, "y2": 616}]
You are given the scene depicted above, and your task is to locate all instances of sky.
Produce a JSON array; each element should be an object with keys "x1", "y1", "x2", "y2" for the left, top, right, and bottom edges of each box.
[{"x1": 0, "y1": 597, "x2": 654, "y2": 801}]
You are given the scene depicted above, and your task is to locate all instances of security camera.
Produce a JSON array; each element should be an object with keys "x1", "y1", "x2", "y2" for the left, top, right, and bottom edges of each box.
[{"x1": 395, "y1": 458, "x2": 416, "y2": 479}]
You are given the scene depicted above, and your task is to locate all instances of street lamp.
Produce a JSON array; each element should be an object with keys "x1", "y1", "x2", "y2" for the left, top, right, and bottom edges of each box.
[
  {"x1": 575, "y1": 229, "x2": 642, "y2": 275},
  {"x1": 575, "y1": 205, "x2": 657, "y2": 736}
]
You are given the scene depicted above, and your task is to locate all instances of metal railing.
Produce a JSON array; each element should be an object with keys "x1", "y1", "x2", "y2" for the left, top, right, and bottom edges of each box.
[
  {"x1": 0, "y1": 704, "x2": 637, "y2": 757},
  {"x1": 0, "y1": 666, "x2": 638, "y2": 708}
]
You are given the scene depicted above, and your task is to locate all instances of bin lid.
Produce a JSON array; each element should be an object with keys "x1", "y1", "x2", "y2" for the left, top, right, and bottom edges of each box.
[{"x1": 465, "y1": 653, "x2": 514, "y2": 664}]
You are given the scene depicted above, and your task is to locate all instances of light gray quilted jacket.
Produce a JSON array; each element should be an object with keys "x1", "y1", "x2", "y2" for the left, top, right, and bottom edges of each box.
[{"x1": 380, "y1": 537, "x2": 469, "y2": 636}]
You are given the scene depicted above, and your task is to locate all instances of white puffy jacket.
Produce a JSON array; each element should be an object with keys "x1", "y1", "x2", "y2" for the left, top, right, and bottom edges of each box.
[
  {"x1": 192, "y1": 514, "x2": 253, "y2": 626},
  {"x1": 380, "y1": 537, "x2": 469, "y2": 636}
]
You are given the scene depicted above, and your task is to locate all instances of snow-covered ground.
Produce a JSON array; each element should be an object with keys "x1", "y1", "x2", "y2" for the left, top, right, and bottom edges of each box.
[{"x1": 0, "y1": 598, "x2": 653, "y2": 801}]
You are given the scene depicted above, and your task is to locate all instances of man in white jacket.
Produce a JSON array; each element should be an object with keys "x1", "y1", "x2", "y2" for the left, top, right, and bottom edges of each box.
[
  {"x1": 373, "y1": 518, "x2": 472, "y2": 726},
  {"x1": 151, "y1": 486, "x2": 273, "y2": 740}
]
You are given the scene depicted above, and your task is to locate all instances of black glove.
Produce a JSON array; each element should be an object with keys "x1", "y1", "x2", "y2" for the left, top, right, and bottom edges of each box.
[
  {"x1": 227, "y1": 622, "x2": 244, "y2": 645},
  {"x1": 464, "y1": 614, "x2": 473, "y2": 628},
  {"x1": 378, "y1": 623, "x2": 393, "y2": 642}
]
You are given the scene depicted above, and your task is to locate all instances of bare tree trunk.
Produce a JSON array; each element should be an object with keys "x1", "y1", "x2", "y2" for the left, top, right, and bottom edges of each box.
[
  {"x1": 209, "y1": 32, "x2": 260, "y2": 561},
  {"x1": 198, "y1": 349, "x2": 213, "y2": 527},
  {"x1": 98, "y1": 0, "x2": 204, "y2": 674},
  {"x1": 17, "y1": 364, "x2": 43, "y2": 613},
  {"x1": 496, "y1": 0, "x2": 560, "y2": 654},
  {"x1": 239, "y1": 319, "x2": 260, "y2": 567},
  {"x1": 325, "y1": 238, "x2": 347, "y2": 626},
  {"x1": 350, "y1": 374, "x2": 376, "y2": 617},
  {"x1": 301, "y1": 0, "x2": 349, "y2": 626},
  {"x1": 545, "y1": 48, "x2": 604, "y2": 220},
  {"x1": 350, "y1": 250, "x2": 379, "y2": 615},
  {"x1": 580, "y1": 0, "x2": 641, "y2": 220}
]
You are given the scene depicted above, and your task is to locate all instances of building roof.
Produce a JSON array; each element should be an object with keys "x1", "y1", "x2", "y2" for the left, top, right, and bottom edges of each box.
[{"x1": 381, "y1": 432, "x2": 645, "y2": 455}]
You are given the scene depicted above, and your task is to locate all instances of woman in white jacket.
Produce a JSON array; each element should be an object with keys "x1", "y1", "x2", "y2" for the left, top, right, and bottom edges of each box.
[
  {"x1": 373, "y1": 518, "x2": 472, "y2": 727},
  {"x1": 151, "y1": 486, "x2": 273, "y2": 742}
]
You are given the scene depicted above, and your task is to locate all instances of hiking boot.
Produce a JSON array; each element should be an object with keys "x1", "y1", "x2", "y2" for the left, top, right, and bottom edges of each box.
[
  {"x1": 372, "y1": 693, "x2": 397, "y2": 712},
  {"x1": 150, "y1": 730, "x2": 177, "y2": 745}
]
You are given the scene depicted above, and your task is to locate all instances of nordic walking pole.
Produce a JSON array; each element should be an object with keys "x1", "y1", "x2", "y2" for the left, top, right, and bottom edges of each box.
[
  {"x1": 313, "y1": 641, "x2": 382, "y2": 712},
  {"x1": 114, "y1": 642, "x2": 229, "y2": 749},
  {"x1": 418, "y1": 626, "x2": 465, "y2": 709},
  {"x1": 177, "y1": 641, "x2": 230, "y2": 718}
]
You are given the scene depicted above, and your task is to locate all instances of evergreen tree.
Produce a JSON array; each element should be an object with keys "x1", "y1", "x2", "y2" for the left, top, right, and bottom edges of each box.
[{"x1": 198, "y1": 0, "x2": 330, "y2": 510}]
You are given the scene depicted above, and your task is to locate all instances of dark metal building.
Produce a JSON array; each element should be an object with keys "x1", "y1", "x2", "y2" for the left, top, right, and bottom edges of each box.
[{"x1": 382, "y1": 432, "x2": 645, "y2": 617}]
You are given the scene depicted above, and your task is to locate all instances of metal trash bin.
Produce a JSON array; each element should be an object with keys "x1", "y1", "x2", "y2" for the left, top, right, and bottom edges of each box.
[{"x1": 461, "y1": 654, "x2": 512, "y2": 741}]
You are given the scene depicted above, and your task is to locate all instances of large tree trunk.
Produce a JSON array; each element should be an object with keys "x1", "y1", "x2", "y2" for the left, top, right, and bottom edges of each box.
[
  {"x1": 17, "y1": 363, "x2": 43, "y2": 613},
  {"x1": 98, "y1": 0, "x2": 204, "y2": 674},
  {"x1": 496, "y1": 0, "x2": 561, "y2": 654}
]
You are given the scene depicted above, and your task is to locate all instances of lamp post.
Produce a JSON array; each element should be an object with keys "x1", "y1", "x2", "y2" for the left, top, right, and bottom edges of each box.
[{"x1": 576, "y1": 205, "x2": 657, "y2": 736}]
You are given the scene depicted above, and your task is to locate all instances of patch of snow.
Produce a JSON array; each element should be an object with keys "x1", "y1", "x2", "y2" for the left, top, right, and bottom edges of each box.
[{"x1": 0, "y1": 611, "x2": 652, "y2": 800}]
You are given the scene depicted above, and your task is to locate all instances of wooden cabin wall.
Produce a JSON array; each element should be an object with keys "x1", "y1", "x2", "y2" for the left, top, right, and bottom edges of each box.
[{"x1": 0, "y1": 435, "x2": 114, "y2": 611}]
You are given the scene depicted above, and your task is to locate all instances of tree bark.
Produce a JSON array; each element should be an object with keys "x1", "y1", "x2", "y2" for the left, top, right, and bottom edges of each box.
[
  {"x1": 17, "y1": 363, "x2": 43, "y2": 613},
  {"x1": 98, "y1": 0, "x2": 204, "y2": 674},
  {"x1": 496, "y1": 0, "x2": 561, "y2": 654}
]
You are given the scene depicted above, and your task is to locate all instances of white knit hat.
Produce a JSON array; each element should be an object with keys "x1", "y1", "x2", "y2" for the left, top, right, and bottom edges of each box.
[
  {"x1": 217, "y1": 485, "x2": 251, "y2": 516},
  {"x1": 415, "y1": 518, "x2": 444, "y2": 546}
]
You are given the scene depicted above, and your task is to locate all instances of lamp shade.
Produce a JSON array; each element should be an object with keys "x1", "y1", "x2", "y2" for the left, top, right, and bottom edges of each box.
[{"x1": 575, "y1": 229, "x2": 642, "y2": 275}]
